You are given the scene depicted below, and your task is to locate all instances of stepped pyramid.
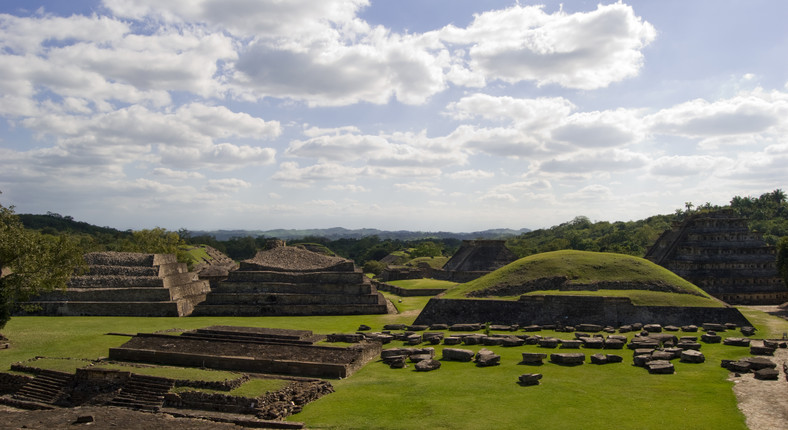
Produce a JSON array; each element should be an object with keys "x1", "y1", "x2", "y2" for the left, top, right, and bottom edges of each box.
[
  {"x1": 192, "y1": 243, "x2": 388, "y2": 316},
  {"x1": 645, "y1": 210, "x2": 788, "y2": 304},
  {"x1": 23, "y1": 252, "x2": 210, "y2": 316}
]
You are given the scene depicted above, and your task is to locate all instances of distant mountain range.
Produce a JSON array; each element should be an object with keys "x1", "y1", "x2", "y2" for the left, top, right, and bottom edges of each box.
[{"x1": 190, "y1": 227, "x2": 532, "y2": 241}]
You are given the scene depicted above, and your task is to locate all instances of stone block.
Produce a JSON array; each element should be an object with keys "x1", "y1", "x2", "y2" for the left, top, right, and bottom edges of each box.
[
  {"x1": 750, "y1": 345, "x2": 776, "y2": 356},
  {"x1": 520, "y1": 352, "x2": 548, "y2": 365},
  {"x1": 518, "y1": 373, "x2": 542, "y2": 386},
  {"x1": 442, "y1": 348, "x2": 475, "y2": 362},
  {"x1": 415, "y1": 359, "x2": 441, "y2": 372},
  {"x1": 550, "y1": 353, "x2": 585, "y2": 366},
  {"x1": 646, "y1": 360, "x2": 674, "y2": 374},
  {"x1": 754, "y1": 368, "x2": 779, "y2": 380},
  {"x1": 643, "y1": 324, "x2": 662, "y2": 333},
  {"x1": 680, "y1": 349, "x2": 705, "y2": 363},
  {"x1": 538, "y1": 338, "x2": 559, "y2": 348},
  {"x1": 701, "y1": 334, "x2": 721, "y2": 344},
  {"x1": 723, "y1": 337, "x2": 750, "y2": 347},
  {"x1": 559, "y1": 340, "x2": 583, "y2": 349}
]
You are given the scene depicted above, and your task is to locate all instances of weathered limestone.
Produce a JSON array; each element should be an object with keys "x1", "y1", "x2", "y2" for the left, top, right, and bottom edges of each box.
[
  {"x1": 645, "y1": 210, "x2": 788, "y2": 305},
  {"x1": 518, "y1": 374, "x2": 542, "y2": 386},
  {"x1": 475, "y1": 349, "x2": 501, "y2": 367},
  {"x1": 415, "y1": 359, "x2": 441, "y2": 372},
  {"x1": 442, "y1": 348, "x2": 475, "y2": 362},
  {"x1": 22, "y1": 252, "x2": 210, "y2": 317},
  {"x1": 680, "y1": 349, "x2": 705, "y2": 363},
  {"x1": 550, "y1": 353, "x2": 585, "y2": 366},
  {"x1": 192, "y1": 244, "x2": 388, "y2": 316},
  {"x1": 646, "y1": 360, "x2": 675, "y2": 374},
  {"x1": 520, "y1": 352, "x2": 548, "y2": 365}
]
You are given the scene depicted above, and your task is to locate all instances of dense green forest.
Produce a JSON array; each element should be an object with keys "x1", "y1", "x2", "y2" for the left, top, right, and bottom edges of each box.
[{"x1": 13, "y1": 189, "x2": 788, "y2": 268}]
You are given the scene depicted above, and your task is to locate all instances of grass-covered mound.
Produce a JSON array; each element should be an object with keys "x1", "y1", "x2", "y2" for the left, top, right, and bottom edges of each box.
[{"x1": 443, "y1": 250, "x2": 721, "y2": 306}]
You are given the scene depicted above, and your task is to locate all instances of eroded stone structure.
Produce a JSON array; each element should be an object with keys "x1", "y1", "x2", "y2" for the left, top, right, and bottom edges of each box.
[
  {"x1": 109, "y1": 326, "x2": 382, "y2": 379},
  {"x1": 192, "y1": 243, "x2": 388, "y2": 316},
  {"x1": 431, "y1": 239, "x2": 518, "y2": 282},
  {"x1": 22, "y1": 252, "x2": 210, "y2": 317},
  {"x1": 645, "y1": 210, "x2": 788, "y2": 304}
]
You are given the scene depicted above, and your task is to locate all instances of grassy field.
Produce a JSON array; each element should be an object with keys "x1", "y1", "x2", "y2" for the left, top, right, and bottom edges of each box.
[
  {"x1": 387, "y1": 279, "x2": 458, "y2": 290},
  {"x1": 444, "y1": 250, "x2": 717, "y2": 303},
  {"x1": 2, "y1": 299, "x2": 785, "y2": 429}
]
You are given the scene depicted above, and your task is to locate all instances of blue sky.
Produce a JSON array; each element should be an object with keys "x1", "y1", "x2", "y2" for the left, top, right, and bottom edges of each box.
[{"x1": 1, "y1": 1, "x2": 787, "y2": 232}]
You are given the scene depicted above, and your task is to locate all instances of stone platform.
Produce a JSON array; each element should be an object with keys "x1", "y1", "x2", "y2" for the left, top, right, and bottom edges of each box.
[
  {"x1": 192, "y1": 245, "x2": 388, "y2": 316},
  {"x1": 21, "y1": 252, "x2": 210, "y2": 317},
  {"x1": 109, "y1": 326, "x2": 381, "y2": 379}
]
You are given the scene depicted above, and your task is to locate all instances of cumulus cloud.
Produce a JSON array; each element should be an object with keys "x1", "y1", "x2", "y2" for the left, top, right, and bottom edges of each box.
[
  {"x1": 447, "y1": 170, "x2": 494, "y2": 180},
  {"x1": 647, "y1": 90, "x2": 788, "y2": 137},
  {"x1": 439, "y1": 3, "x2": 655, "y2": 89},
  {"x1": 394, "y1": 182, "x2": 442, "y2": 195},
  {"x1": 152, "y1": 167, "x2": 205, "y2": 180},
  {"x1": 540, "y1": 149, "x2": 649, "y2": 174},
  {"x1": 649, "y1": 155, "x2": 730, "y2": 177},
  {"x1": 204, "y1": 178, "x2": 251, "y2": 193}
]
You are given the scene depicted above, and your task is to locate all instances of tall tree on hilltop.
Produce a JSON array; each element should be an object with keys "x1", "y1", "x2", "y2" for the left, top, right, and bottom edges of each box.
[{"x1": 0, "y1": 196, "x2": 85, "y2": 328}]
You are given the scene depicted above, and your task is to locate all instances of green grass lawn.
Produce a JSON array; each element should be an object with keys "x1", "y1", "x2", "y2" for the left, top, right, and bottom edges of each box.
[
  {"x1": 386, "y1": 279, "x2": 458, "y2": 290},
  {"x1": 3, "y1": 303, "x2": 784, "y2": 429}
]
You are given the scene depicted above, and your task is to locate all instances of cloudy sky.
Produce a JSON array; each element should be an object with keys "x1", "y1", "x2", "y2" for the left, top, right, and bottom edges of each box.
[{"x1": 1, "y1": 1, "x2": 787, "y2": 232}]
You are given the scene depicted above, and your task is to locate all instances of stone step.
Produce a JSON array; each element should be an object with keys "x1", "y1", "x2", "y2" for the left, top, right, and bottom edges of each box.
[
  {"x1": 210, "y1": 282, "x2": 373, "y2": 295},
  {"x1": 200, "y1": 292, "x2": 384, "y2": 306},
  {"x1": 225, "y1": 271, "x2": 365, "y2": 284},
  {"x1": 35, "y1": 287, "x2": 176, "y2": 302},
  {"x1": 19, "y1": 301, "x2": 186, "y2": 317},
  {"x1": 84, "y1": 253, "x2": 177, "y2": 267},
  {"x1": 69, "y1": 275, "x2": 166, "y2": 288},
  {"x1": 13, "y1": 371, "x2": 73, "y2": 404},
  {"x1": 191, "y1": 303, "x2": 388, "y2": 316}
]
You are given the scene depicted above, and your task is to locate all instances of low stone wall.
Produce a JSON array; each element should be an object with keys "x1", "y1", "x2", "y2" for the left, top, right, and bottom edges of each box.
[
  {"x1": 0, "y1": 372, "x2": 33, "y2": 394},
  {"x1": 165, "y1": 390, "x2": 259, "y2": 415},
  {"x1": 412, "y1": 296, "x2": 751, "y2": 327}
]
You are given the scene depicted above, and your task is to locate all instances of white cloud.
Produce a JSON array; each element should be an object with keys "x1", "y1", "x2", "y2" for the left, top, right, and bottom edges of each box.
[
  {"x1": 439, "y1": 3, "x2": 655, "y2": 89},
  {"x1": 152, "y1": 167, "x2": 205, "y2": 180},
  {"x1": 447, "y1": 169, "x2": 494, "y2": 180},
  {"x1": 478, "y1": 192, "x2": 517, "y2": 203},
  {"x1": 394, "y1": 182, "x2": 442, "y2": 195},
  {"x1": 649, "y1": 155, "x2": 730, "y2": 177},
  {"x1": 204, "y1": 178, "x2": 251, "y2": 193},
  {"x1": 539, "y1": 149, "x2": 649, "y2": 174},
  {"x1": 647, "y1": 89, "x2": 788, "y2": 137},
  {"x1": 325, "y1": 184, "x2": 369, "y2": 192}
]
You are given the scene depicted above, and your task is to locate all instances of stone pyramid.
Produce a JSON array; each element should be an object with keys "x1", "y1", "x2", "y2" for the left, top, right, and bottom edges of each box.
[{"x1": 22, "y1": 252, "x2": 210, "y2": 316}]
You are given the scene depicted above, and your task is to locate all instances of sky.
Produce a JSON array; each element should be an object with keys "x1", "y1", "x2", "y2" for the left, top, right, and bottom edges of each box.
[{"x1": 1, "y1": 1, "x2": 788, "y2": 232}]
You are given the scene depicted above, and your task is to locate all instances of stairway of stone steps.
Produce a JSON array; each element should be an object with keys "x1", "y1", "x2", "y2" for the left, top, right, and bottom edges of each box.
[
  {"x1": 12, "y1": 369, "x2": 73, "y2": 404},
  {"x1": 109, "y1": 374, "x2": 173, "y2": 411}
]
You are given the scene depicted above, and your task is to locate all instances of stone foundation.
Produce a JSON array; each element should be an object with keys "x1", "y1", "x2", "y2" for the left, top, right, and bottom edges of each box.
[{"x1": 413, "y1": 295, "x2": 751, "y2": 327}]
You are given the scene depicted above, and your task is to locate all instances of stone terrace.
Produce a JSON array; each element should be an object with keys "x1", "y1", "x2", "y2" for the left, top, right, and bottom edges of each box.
[
  {"x1": 192, "y1": 244, "x2": 388, "y2": 316},
  {"x1": 109, "y1": 326, "x2": 381, "y2": 379},
  {"x1": 22, "y1": 252, "x2": 210, "y2": 317}
]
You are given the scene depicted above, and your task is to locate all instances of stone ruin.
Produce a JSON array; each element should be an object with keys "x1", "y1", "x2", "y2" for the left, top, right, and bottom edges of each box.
[
  {"x1": 109, "y1": 326, "x2": 382, "y2": 379},
  {"x1": 433, "y1": 239, "x2": 518, "y2": 282},
  {"x1": 21, "y1": 252, "x2": 210, "y2": 317},
  {"x1": 192, "y1": 243, "x2": 389, "y2": 316},
  {"x1": 645, "y1": 209, "x2": 788, "y2": 304},
  {"x1": 379, "y1": 239, "x2": 518, "y2": 283}
]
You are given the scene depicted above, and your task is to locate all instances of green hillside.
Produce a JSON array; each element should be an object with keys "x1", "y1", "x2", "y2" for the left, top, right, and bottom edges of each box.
[{"x1": 443, "y1": 250, "x2": 721, "y2": 306}]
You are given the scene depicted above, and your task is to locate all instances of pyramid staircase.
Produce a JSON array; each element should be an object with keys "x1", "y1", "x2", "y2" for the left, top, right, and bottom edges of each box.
[
  {"x1": 23, "y1": 252, "x2": 210, "y2": 316},
  {"x1": 13, "y1": 369, "x2": 73, "y2": 404},
  {"x1": 108, "y1": 374, "x2": 173, "y2": 411}
]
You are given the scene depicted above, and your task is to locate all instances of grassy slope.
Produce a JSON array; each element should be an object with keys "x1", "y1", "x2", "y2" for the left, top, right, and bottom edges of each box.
[
  {"x1": 6, "y1": 301, "x2": 787, "y2": 429},
  {"x1": 405, "y1": 256, "x2": 449, "y2": 269},
  {"x1": 443, "y1": 250, "x2": 716, "y2": 302},
  {"x1": 387, "y1": 279, "x2": 458, "y2": 290}
]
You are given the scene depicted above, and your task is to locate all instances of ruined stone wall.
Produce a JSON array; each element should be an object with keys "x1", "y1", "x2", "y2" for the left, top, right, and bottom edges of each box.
[{"x1": 412, "y1": 296, "x2": 750, "y2": 327}]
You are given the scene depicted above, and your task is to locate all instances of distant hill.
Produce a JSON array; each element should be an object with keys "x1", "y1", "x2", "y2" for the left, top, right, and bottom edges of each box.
[{"x1": 190, "y1": 227, "x2": 532, "y2": 241}]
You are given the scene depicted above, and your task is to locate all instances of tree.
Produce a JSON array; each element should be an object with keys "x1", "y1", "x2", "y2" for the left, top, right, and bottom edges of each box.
[
  {"x1": 113, "y1": 227, "x2": 190, "y2": 264},
  {"x1": 0, "y1": 200, "x2": 85, "y2": 328},
  {"x1": 776, "y1": 237, "x2": 788, "y2": 287}
]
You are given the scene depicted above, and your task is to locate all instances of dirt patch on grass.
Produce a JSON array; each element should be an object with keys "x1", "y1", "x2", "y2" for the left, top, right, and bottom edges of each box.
[{"x1": 729, "y1": 347, "x2": 788, "y2": 429}]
